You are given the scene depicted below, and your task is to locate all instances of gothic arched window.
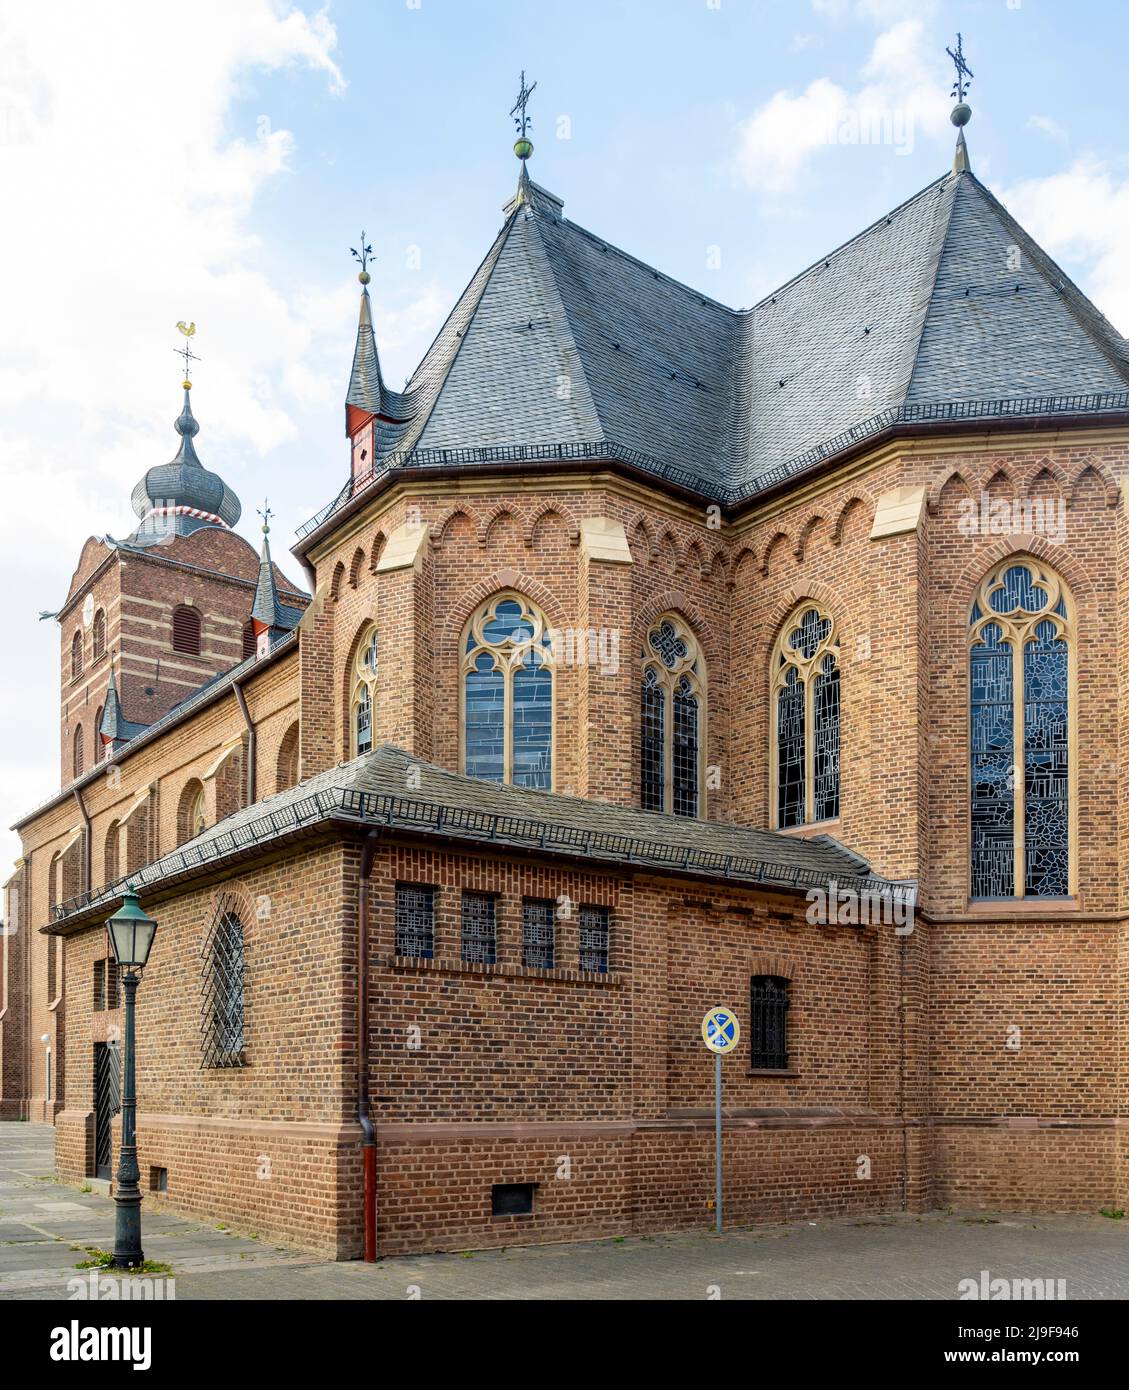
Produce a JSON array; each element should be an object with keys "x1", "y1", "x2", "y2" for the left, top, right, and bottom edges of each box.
[
  {"x1": 640, "y1": 614, "x2": 705, "y2": 816},
  {"x1": 462, "y1": 593, "x2": 553, "y2": 789},
  {"x1": 350, "y1": 626, "x2": 379, "y2": 757},
  {"x1": 970, "y1": 559, "x2": 1072, "y2": 900},
  {"x1": 771, "y1": 604, "x2": 840, "y2": 829}
]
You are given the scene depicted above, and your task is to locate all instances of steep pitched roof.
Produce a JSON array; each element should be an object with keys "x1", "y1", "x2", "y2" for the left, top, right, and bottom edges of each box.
[{"x1": 352, "y1": 163, "x2": 1129, "y2": 509}]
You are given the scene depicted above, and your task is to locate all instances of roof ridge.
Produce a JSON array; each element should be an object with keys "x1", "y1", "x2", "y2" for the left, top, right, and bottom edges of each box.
[{"x1": 898, "y1": 174, "x2": 962, "y2": 410}]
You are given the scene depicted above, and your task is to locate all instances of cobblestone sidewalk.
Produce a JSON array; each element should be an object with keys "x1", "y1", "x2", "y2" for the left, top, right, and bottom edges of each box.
[{"x1": 2, "y1": 1123, "x2": 1126, "y2": 1300}]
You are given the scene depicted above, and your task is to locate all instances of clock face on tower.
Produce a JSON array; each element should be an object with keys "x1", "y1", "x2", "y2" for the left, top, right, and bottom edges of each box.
[
  {"x1": 351, "y1": 422, "x2": 373, "y2": 479},
  {"x1": 82, "y1": 594, "x2": 94, "y2": 628}
]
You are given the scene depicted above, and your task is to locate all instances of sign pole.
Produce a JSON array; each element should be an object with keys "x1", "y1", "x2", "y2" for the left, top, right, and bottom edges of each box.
[
  {"x1": 701, "y1": 1006, "x2": 739, "y2": 1237},
  {"x1": 715, "y1": 1048, "x2": 722, "y2": 1234}
]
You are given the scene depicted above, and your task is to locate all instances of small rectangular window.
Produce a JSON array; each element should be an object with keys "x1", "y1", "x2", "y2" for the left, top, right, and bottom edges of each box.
[
  {"x1": 578, "y1": 904, "x2": 609, "y2": 974},
  {"x1": 492, "y1": 1182, "x2": 535, "y2": 1217},
  {"x1": 461, "y1": 891, "x2": 496, "y2": 965},
  {"x1": 522, "y1": 898, "x2": 555, "y2": 970},
  {"x1": 149, "y1": 1166, "x2": 168, "y2": 1193},
  {"x1": 93, "y1": 959, "x2": 105, "y2": 1012},
  {"x1": 750, "y1": 975, "x2": 790, "y2": 1070},
  {"x1": 395, "y1": 883, "x2": 435, "y2": 959}
]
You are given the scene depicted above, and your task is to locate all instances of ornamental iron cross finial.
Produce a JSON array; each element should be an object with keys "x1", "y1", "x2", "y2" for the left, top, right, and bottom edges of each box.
[
  {"x1": 510, "y1": 69, "x2": 537, "y2": 138},
  {"x1": 350, "y1": 232, "x2": 374, "y2": 277},
  {"x1": 257, "y1": 498, "x2": 274, "y2": 534},
  {"x1": 174, "y1": 321, "x2": 200, "y2": 385},
  {"x1": 946, "y1": 32, "x2": 973, "y2": 104}
]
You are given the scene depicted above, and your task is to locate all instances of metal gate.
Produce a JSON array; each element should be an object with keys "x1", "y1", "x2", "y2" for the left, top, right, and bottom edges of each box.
[{"x1": 93, "y1": 1042, "x2": 120, "y2": 1180}]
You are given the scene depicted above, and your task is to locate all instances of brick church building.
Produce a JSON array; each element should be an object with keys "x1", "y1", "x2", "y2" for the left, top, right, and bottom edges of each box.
[{"x1": 2, "y1": 91, "x2": 1128, "y2": 1259}]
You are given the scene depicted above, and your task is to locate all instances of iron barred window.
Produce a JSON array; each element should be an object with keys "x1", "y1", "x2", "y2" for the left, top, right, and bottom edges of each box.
[
  {"x1": 772, "y1": 605, "x2": 839, "y2": 828},
  {"x1": 970, "y1": 560, "x2": 1071, "y2": 899},
  {"x1": 640, "y1": 616, "x2": 704, "y2": 816},
  {"x1": 749, "y1": 975, "x2": 790, "y2": 1070},
  {"x1": 201, "y1": 904, "x2": 246, "y2": 1069},
  {"x1": 461, "y1": 890, "x2": 497, "y2": 965},
  {"x1": 578, "y1": 904, "x2": 609, "y2": 974},
  {"x1": 522, "y1": 898, "x2": 555, "y2": 970},
  {"x1": 395, "y1": 883, "x2": 435, "y2": 959}
]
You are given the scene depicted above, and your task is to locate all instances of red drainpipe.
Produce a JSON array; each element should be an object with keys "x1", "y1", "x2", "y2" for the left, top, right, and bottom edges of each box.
[{"x1": 358, "y1": 832, "x2": 379, "y2": 1261}]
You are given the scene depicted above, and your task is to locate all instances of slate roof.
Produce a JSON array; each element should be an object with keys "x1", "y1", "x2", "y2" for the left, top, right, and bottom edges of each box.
[
  {"x1": 332, "y1": 162, "x2": 1129, "y2": 515},
  {"x1": 49, "y1": 745, "x2": 914, "y2": 926},
  {"x1": 130, "y1": 389, "x2": 241, "y2": 543}
]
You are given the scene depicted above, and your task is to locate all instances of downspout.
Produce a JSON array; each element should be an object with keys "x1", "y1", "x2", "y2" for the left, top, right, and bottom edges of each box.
[
  {"x1": 72, "y1": 785, "x2": 92, "y2": 896},
  {"x1": 232, "y1": 679, "x2": 256, "y2": 805},
  {"x1": 358, "y1": 831, "x2": 379, "y2": 1261}
]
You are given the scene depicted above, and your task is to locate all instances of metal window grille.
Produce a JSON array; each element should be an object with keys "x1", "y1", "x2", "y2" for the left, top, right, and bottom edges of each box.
[
  {"x1": 578, "y1": 904, "x2": 609, "y2": 974},
  {"x1": 461, "y1": 890, "x2": 496, "y2": 964},
  {"x1": 749, "y1": 975, "x2": 790, "y2": 1069},
  {"x1": 172, "y1": 605, "x2": 201, "y2": 656},
  {"x1": 522, "y1": 898, "x2": 555, "y2": 970},
  {"x1": 395, "y1": 883, "x2": 434, "y2": 958},
  {"x1": 200, "y1": 906, "x2": 246, "y2": 1068},
  {"x1": 93, "y1": 958, "x2": 105, "y2": 1011}
]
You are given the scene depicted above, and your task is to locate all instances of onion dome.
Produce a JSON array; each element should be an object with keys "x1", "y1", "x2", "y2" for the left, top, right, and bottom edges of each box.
[{"x1": 129, "y1": 387, "x2": 241, "y2": 544}]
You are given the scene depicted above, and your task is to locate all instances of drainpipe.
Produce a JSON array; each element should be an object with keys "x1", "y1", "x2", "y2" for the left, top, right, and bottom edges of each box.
[
  {"x1": 72, "y1": 786, "x2": 92, "y2": 895},
  {"x1": 232, "y1": 679, "x2": 256, "y2": 804},
  {"x1": 358, "y1": 831, "x2": 379, "y2": 1261}
]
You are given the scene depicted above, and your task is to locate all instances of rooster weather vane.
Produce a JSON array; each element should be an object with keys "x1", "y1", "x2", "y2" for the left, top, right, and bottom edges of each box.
[{"x1": 175, "y1": 321, "x2": 200, "y2": 387}]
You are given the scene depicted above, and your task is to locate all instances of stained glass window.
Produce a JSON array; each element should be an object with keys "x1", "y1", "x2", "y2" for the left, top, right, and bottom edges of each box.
[
  {"x1": 772, "y1": 605, "x2": 839, "y2": 828},
  {"x1": 640, "y1": 614, "x2": 704, "y2": 816},
  {"x1": 463, "y1": 594, "x2": 554, "y2": 788},
  {"x1": 969, "y1": 560, "x2": 1071, "y2": 900},
  {"x1": 350, "y1": 623, "x2": 380, "y2": 758}
]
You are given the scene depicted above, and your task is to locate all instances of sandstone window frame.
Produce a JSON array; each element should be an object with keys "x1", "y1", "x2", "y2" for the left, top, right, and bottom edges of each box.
[
  {"x1": 640, "y1": 613, "x2": 706, "y2": 818},
  {"x1": 769, "y1": 602, "x2": 841, "y2": 830},
  {"x1": 968, "y1": 557, "x2": 1076, "y2": 902},
  {"x1": 460, "y1": 591, "x2": 555, "y2": 790},
  {"x1": 350, "y1": 624, "x2": 379, "y2": 758}
]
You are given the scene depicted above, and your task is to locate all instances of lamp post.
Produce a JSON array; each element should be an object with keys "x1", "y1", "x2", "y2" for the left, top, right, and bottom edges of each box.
[{"x1": 105, "y1": 888, "x2": 158, "y2": 1270}]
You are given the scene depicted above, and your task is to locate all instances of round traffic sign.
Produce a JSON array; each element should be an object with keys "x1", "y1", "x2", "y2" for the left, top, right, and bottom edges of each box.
[{"x1": 701, "y1": 1006, "x2": 740, "y2": 1054}]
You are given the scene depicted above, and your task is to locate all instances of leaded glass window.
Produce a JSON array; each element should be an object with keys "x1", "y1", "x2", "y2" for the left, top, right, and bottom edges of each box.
[
  {"x1": 640, "y1": 614, "x2": 705, "y2": 816},
  {"x1": 350, "y1": 623, "x2": 380, "y2": 758},
  {"x1": 578, "y1": 904, "x2": 609, "y2": 974},
  {"x1": 772, "y1": 604, "x2": 839, "y2": 828},
  {"x1": 201, "y1": 905, "x2": 246, "y2": 1069},
  {"x1": 750, "y1": 976, "x2": 789, "y2": 1070},
  {"x1": 461, "y1": 891, "x2": 497, "y2": 965},
  {"x1": 395, "y1": 883, "x2": 435, "y2": 958},
  {"x1": 462, "y1": 594, "x2": 553, "y2": 789},
  {"x1": 969, "y1": 560, "x2": 1071, "y2": 900},
  {"x1": 522, "y1": 898, "x2": 555, "y2": 970}
]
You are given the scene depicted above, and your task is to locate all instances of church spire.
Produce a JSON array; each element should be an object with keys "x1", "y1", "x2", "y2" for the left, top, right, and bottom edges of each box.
[
  {"x1": 345, "y1": 232, "x2": 385, "y2": 427},
  {"x1": 128, "y1": 324, "x2": 241, "y2": 544},
  {"x1": 510, "y1": 69, "x2": 537, "y2": 205},
  {"x1": 946, "y1": 32, "x2": 973, "y2": 173},
  {"x1": 250, "y1": 501, "x2": 282, "y2": 658},
  {"x1": 98, "y1": 655, "x2": 126, "y2": 755}
]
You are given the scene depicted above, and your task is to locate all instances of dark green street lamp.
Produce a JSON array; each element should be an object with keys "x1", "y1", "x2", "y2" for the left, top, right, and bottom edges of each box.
[{"x1": 105, "y1": 887, "x2": 158, "y2": 1270}]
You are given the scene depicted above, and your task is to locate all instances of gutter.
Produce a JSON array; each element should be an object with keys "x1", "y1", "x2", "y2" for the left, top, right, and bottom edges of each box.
[
  {"x1": 358, "y1": 831, "x2": 380, "y2": 1261},
  {"x1": 72, "y1": 785, "x2": 92, "y2": 896},
  {"x1": 232, "y1": 679, "x2": 256, "y2": 804}
]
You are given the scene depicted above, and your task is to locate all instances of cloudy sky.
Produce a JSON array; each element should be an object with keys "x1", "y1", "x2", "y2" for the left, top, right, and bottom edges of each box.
[{"x1": 3, "y1": 0, "x2": 1128, "y2": 866}]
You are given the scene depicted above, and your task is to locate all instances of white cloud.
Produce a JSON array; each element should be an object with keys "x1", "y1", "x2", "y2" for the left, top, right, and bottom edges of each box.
[
  {"x1": 0, "y1": 3, "x2": 366, "y2": 861},
  {"x1": 1026, "y1": 114, "x2": 1069, "y2": 144},
  {"x1": 733, "y1": 19, "x2": 950, "y2": 193},
  {"x1": 1002, "y1": 159, "x2": 1129, "y2": 337}
]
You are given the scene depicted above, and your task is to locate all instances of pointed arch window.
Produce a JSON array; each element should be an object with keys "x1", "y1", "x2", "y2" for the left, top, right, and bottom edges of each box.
[
  {"x1": 350, "y1": 625, "x2": 379, "y2": 758},
  {"x1": 970, "y1": 559, "x2": 1072, "y2": 900},
  {"x1": 462, "y1": 593, "x2": 553, "y2": 789},
  {"x1": 771, "y1": 605, "x2": 840, "y2": 828},
  {"x1": 640, "y1": 615, "x2": 705, "y2": 816}
]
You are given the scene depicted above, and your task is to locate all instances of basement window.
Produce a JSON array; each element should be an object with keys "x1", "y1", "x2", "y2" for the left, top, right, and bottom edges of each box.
[
  {"x1": 149, "y1": 1166, "x2": 168, "y2": 1193},
  {"x1": 492, "y1": 1182, "x2": 535, "y2": 1217}
]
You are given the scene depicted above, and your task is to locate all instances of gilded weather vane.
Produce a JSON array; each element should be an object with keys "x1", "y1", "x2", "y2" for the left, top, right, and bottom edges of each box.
[
  {"x1": 946, "y1": 32, "x2": 973, "y2": 105},
  {"x1": 175, "y1": 321, "x2": 200, "y2": 388},
  {"x1": 351, "y1": 232, "x2": 374, "y2": 286}
]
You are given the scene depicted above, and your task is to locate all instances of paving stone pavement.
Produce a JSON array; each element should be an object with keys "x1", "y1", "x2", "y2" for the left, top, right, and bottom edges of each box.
[{"x1": 1, "y1": 1122, "x2": 1126, "y2": 1300}]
